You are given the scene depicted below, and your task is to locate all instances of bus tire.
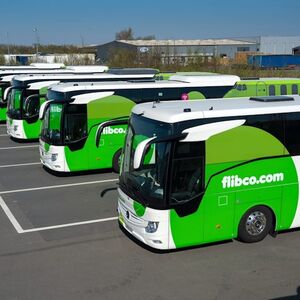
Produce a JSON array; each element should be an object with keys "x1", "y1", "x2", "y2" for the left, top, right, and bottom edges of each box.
[
  {"x1": 238, "y1": 206, "x2": 273, "y2": 243},
  {"x1": 113, "y1": 149, "x2": 122, "y2": 173}
]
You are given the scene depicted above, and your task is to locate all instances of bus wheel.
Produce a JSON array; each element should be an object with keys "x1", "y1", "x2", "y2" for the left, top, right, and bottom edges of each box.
[
  {"x1": 238, "y1": 206, "x2": 273, "y2": 243},
  {"x1": 113, "y1": 149, "x2": 122, "y2": 173}
]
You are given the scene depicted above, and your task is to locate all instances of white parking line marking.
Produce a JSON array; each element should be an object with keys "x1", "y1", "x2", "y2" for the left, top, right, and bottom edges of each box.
[
  {"x1": 0, "y1": 134, "x2": 8, "y2": 137},
  {"x1": 0, "y1": 196, "x2": 24, "y2": 233},
  {"x1": 0, "y1": 178, "x2": 118, "y2": 195},
  {"x1": 0, "y1": 162, "x2": 40, "y2": 168},
  {"x1": 0, "y1": 145, "x2": 39, "y2": 150},
  {"x1": 0, "y1": 195, "x2": 118, "y2": 233},
  {"x1": 0, "y1": 124, "x2": 6, "y2": 127},
  {"x1": 21, "y1": 216, "x2": 118, "y2": 233}
]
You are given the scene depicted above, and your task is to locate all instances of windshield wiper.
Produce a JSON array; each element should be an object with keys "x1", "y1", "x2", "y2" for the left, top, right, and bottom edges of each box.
[{"x1": 171, "y1": 191, "x2": 205, "y2": 205}]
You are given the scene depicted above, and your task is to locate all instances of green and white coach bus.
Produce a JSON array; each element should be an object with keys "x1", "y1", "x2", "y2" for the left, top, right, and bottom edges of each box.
[
  {"x1": 39, "y1": 74, "x2": 240, "y2": 173},
  {"x1": 0, "y1": 65, "x2": 109, "y2": 122},
  {"x1": 6, "y1": 69, "x2": 160, "y2": 139},
  {"x1": 118, "y1": 95, "x2": 300, "y2": 250},
  {"x1": 224, "y1": 77, "x2": 300, "y2": 98}
]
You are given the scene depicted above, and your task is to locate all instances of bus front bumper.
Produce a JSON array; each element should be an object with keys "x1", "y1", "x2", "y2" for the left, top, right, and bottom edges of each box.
[
  {"x1": 118, "y1": 189, "x2": 171, "y2": 250},
  {"x1": 6, "y1": 118, "x2": 26, "y2": 139},
  {"x1": 39, "y1": 142, "x2": 68, "y2": 172}
]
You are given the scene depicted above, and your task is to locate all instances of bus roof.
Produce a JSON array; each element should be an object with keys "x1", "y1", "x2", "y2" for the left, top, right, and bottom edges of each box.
[
  {"x1": 10, "y1": 73, "x2": 158, "y2": 89},
  {"x1": 107, "y1": 68, "x2": 158, "y2": 75},
  {"x1": 0, "y1": 63, "x2": 65, "y2": 70},
  {"x1": 238, "y1": 77, "x2": 300, "y2": 84},
  {"x1": 65, "y1": 66, "x2": 108, "y2": 72},
  {"x1": 0, "y1": 68, "x2": 106, "y2": 78},
  {"x1": 48, "y1": 74, "x2": 240, "y2": 94},
  {"x1": 131, "y1": 95, "x2": 300, "y2": 123},
  {"x1": 12, "y1": 73, "x2": 156, "y2": 83}
]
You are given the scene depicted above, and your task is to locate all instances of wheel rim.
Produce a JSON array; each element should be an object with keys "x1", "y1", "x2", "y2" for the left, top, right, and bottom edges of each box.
[{"x1": 245, "y1": 211, "x2": 267, "y2": 236}]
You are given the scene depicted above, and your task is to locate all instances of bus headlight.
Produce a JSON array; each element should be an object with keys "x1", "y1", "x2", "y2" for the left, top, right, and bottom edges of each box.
[
  {"x1": 145, "y1": 221, "x2": 159, "y2": 233},
  {"x1": 51, "y1": 153, "x2": 58, "y2": 162}
]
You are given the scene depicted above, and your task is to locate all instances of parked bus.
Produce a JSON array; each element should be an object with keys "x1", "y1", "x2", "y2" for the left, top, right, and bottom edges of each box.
[
  {"x1": 117, "y1": 95, "x2": 300, "y2": 250},
  {"x1": 39, "y1": 74, "x2": 240, "y2": 173},
  {"x1": 224, "y1": 77, "x2": 300, "y2": 98},
  {"x1": 6, "y1": 69, "x2": 160, "y2": 139},
  {"x1": 0, "y1": 63, "x2": 65, "y2": 70},
  {"x1": 0, "y1": 65, "x2": 109, "y2": 122}
]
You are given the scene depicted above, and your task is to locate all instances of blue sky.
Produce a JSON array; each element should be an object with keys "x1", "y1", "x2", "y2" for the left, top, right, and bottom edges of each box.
[{"x1": 1, "y1": 0, "x2": 299, "y2": 45}]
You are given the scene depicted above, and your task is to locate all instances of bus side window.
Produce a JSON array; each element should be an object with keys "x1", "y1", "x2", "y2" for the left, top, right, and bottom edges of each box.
[
  {"x1": 116, "y1": 89, "x2": 141, "y2": 102},
  {"x1": 268, "y1": 85, "x2": 275, "y2": 96},
  {"x1": 292, "y1": 84, "x2": 298, "y2": 95},
  {"x1": 170, "y1": 142, "x2": 204, "y2": 204},
  {"x1": 246, "y1": 114, "x2": 284, "y2": 146},
  {"x1": 242, "y1": 84, "x2": 247, "y2": 91},
  {"x1": 284, "y1": 113, "x2": 300, "y2": 155},
  {"x1": 280, "y1": 85, "x2": 287, "y2": 95}
]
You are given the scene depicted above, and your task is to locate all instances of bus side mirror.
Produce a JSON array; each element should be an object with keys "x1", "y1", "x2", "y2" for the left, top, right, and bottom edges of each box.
[
  {"x1": 180, "y1": 119, "x2": 246, "y2": 142},
  {"x1": 39, "y1": 100, "x2": 52, "y2": 120},
  {"x1": 3, "y1": 86, "x2": 12, "y2": 103},
  {"x1": 95, "y1": 123, "x2": 106, "y2": 148},
  {"x1": 24, "y1": 94, "x2": 40, "y2": 118},
  {"x1": 133, "y1": 137, "x2": 156, "y2": 169},
  {"x1": 95, "y1": 118, "x2": 129, "y2": 148}
]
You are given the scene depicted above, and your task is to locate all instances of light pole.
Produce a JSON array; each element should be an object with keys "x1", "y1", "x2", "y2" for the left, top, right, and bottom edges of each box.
[
  {"x1": 33, "y1": 28, "x2": 39, "y2": 61},
  {"x1": 6, "y1": 32, "x2": 10, "y2": 56}
]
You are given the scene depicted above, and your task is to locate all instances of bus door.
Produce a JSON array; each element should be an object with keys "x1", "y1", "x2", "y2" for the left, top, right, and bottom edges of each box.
[
  {"x1": 203, "y1": 189, "x2": 236, "y2": 243},
  {"x1": 256, "y1": 82, "x2": 267, "y2": 96}
]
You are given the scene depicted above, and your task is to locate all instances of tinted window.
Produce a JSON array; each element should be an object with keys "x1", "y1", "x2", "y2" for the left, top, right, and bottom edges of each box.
[
  {"x1": 280, "y1": 85, "x2": 287, "y2": 95},
  {"x1": 246, "y1": 114, "x2": 284, "y2": 144},
  {"x1": 284, "y1": 113, "x2": 300, "y2": 155},
  {"x1": 292, "y1": 84, "x2": 298, "y2": 94},
  {"x1": 64, "y1": 104, "x2": 87, "y2": 143},
  {"x1": 269, "y1": 85, "x2": 275, "y2": 96},
  {"x1": 171, "y1": 142, "x2": 204, "y2": 204}
]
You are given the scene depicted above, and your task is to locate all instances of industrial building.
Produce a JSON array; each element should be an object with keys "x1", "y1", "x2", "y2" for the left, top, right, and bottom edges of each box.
[
  {"x1": 95, "y1": 36, "x2": 300, "y2": 65},
  {"x1": 96, "y1": 38, "x2": 258, "y2": 64}
]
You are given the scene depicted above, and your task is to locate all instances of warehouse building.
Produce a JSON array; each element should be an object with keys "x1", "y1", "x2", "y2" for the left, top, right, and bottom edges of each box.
[
  {"x1": 96, "y1": 39, "x2": 258, "y2": 64},
  {"x1": 95, "y1": 36, "x2": 300, "y2": 65},
  {"x1": 259, "y1": 36, "x2": 300, "y2": 54}
]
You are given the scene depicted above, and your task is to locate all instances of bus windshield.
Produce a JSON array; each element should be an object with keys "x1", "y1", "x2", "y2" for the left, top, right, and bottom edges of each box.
[
  {"x1": 41, "y1": 103, "x2": 87, "y2": 145},
  {"x1": 7, "y1": 88, "x2": 23, "y2": 119},
  {"x1": 0, "y1": 86, "x2": 5, "y2": 104},
  {"x1": 41, "y1": 103, "x2": 63, "y2": 144},
  {"x1": 120, "y1": 114, "x2": 172, "y2": 209}
]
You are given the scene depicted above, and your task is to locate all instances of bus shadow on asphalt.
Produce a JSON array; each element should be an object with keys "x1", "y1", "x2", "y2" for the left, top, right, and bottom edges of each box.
[
  {"x1": 10, "y1": 136, "x2": 39, "y2": 144},
  {"x1": 277, "y1": 227, "x2": 300, "y2": 235},
  {"x1": 271, "y1": 286, "x2": 300, "y2": 299},
  {"x1": 118, "y1": 223, "x2": 233, "y2": 254},
  {"x1": 42, "y1": 165, "x2": 116, "y2": 177}
]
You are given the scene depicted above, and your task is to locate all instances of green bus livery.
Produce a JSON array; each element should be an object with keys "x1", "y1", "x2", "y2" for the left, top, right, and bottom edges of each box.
[
  {"x1": 0, "y1": 65, "x2": 109, "y2": 122},
  {"x1": 40, "y1": 75, "x2": 300, "y2": 174},
  {"x1": 6, "y1": 69, "x2": 159, "y2": 139},
  {"x1": 39, "y1": 74, "x2": 239, "y2": 172},
  {"x1": 118, "y1": 95, "x2": 300, "y2": 249}
]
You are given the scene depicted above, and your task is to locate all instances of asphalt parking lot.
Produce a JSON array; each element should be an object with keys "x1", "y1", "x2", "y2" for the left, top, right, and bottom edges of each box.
[{"x1": 1, "y1": 123, "x2": 300, "y2": 300}]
